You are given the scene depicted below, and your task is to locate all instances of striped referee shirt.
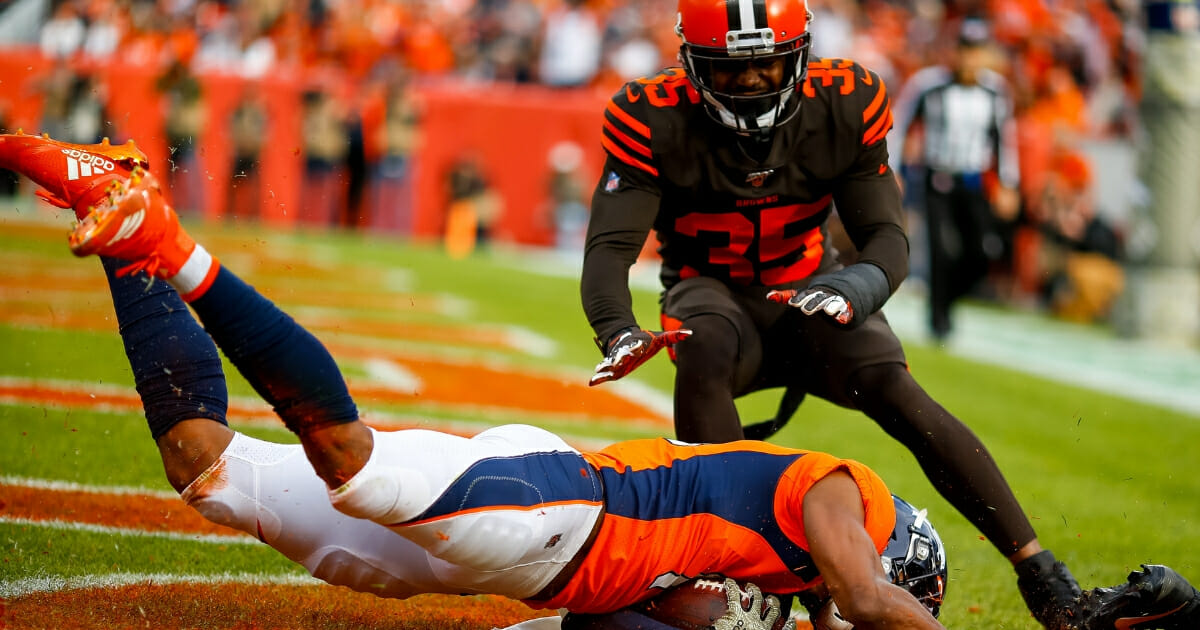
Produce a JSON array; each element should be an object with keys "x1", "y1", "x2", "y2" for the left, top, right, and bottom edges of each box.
[{"x1": 887, "y1": 66, "x2": 1020, "y2": 190}]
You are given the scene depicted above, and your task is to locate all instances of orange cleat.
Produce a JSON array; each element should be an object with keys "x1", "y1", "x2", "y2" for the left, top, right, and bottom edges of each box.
[
  {"x1": 0, "y1": 131, "x2": 148, "y2": 218},
  {"x1": 69, "y1": 167, "x2": 196, "y2": 281}
]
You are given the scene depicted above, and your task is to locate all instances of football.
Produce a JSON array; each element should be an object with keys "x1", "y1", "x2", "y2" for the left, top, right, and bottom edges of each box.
[{"x1": 632, "y1": 577, "x2": 789, "y2": 630}]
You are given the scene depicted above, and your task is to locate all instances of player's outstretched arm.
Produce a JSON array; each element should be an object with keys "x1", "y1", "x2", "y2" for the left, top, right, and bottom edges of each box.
[{"x1": 803, "y1": 473, "x2": 946, "y2": 630}]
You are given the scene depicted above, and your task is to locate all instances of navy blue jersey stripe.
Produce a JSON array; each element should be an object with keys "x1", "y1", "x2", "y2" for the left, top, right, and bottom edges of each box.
[
  {"x1": 598, "y1": 450, "x2": 819, "y2": 579},
  {"x1": 412, "y1": 451, "x2": 601, "y2": 522}
]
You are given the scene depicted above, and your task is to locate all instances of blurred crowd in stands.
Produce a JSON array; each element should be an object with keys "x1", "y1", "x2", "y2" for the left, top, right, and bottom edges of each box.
[{"x1": 2, "y1": 0, "x2": 1143, "y2": 325}]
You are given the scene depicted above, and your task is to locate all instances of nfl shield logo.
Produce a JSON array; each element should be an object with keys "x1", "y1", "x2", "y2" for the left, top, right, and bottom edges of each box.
[
  {"x1": 605, "y1": 171, "x2": 621, "y2": 192},
  {"x1": 746, "y1": 169, "x2": 774, "y2": 187}
]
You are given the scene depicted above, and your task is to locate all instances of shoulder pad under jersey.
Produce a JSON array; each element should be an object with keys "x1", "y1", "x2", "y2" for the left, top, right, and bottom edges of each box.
[
  {"x1": 601, "y1": 68, "x2": 700, "y2": 177},
  {"x1": 803, "y1": 58, "x2": 893, "y2": 148}
]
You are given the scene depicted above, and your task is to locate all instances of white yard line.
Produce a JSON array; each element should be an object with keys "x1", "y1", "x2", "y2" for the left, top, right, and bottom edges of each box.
[
  {"x1": 0, "y1": 571, "x2": 319, "y2": 598},
  {"x1": 0, "y1": 475, "x2": 177, "y2": 499},
  {"x1": 0, "y1": 516, "x2": 253, "y2": 545}
]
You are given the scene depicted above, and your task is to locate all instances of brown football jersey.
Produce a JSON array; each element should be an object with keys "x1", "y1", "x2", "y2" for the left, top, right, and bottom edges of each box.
[{"x1": 582, "y1": 58, "x2": 909, "y2": 344}]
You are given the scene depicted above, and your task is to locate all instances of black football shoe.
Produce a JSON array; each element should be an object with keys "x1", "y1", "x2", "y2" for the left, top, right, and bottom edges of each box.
[
  {"x1": 1073, "y1": 564, "x2": 1200, "y2": 630},
  {"x1": 1017, "y1": 550, "x2": 1084, "y2": 629}
]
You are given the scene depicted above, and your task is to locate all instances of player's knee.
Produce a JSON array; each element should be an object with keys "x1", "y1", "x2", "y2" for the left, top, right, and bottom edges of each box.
[
  {"x1": 327, "y1": 429, "x2": 433, "y2": 524},
  {"x1": 185, "y1": 467, "x2": 273, "y2": 538},
  {"x1": 155, "y1": 419, "x2": 235, "y2": 492},
  {"x1": 673, "y1": 314, "x2": 739, "y2": 370},
  {"x1": 180, "y1": 434, "x2": 306, "y2": 537},
  {"x1": 846, "y1": 362, "x2": 915, "y2": 407},
  {"x1": 848, "y1": 363, "x2": 973, "y2": 446}
]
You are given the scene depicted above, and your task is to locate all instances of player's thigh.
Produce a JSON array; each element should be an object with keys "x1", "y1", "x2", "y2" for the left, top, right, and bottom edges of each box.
[
  {"x1": 764, "y1": 309, "x2": 907, "y2": 408},
  {"x1": 661, "y1": 277, "x2": 763, "y2": 391},
  {"x1": 338, "y1": 426, "x2": 604, "y2": 582},
  {"x1": 183, "y1": 433, "x2": 460, "y2": 598}
]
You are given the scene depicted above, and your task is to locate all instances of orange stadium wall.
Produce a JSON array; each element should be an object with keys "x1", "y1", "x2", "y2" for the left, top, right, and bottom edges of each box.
[
  {"x1": 414, "y1": 83, "x2": 606, "y2": 245},
  {"x1": 0, "y1": 49, "x2": 305, "y2": 223},
  {"x1": 0, "y1": 47, "x2": 608, "y2": 247}
]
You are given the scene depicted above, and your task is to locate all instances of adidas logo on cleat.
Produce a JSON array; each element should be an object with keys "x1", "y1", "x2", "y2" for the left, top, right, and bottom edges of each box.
[{"x1": 61, "y1": 148, "x2": 117, "y2": 180}]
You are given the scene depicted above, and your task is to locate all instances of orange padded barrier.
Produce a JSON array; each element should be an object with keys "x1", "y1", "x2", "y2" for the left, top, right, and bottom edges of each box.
[{"x1": 0, "y1": 47, "x2": 608, "y2": 246}]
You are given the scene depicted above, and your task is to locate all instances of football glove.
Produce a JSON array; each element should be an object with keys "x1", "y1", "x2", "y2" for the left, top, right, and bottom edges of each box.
[
  {"x1": 767, "y1": 288, "x2": 855, "y2": 326},
  {"x1": 589, "y1": 327, "x2": 692, "y2": 387},
  {"x1": 714, "y1": 578, "x2": 782, "y2": 630}
]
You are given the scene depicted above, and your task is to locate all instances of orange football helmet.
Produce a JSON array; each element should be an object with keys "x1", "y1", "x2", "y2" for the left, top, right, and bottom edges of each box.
[{"x1": 676, "y1": 0, "x2": 812, "y2": 135}]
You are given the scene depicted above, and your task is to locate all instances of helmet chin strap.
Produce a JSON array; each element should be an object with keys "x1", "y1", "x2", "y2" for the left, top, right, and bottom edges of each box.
[{"x1": 702, "y1": 86, "x2": 799, "y2": 139}]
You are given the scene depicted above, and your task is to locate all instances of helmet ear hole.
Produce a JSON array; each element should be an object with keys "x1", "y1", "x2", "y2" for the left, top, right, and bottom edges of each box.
[{"x1": 883, "y1": 495, "x2": 949, "y2": 618}]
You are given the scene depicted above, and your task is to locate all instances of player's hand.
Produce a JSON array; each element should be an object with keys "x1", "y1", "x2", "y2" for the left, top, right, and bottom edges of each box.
[
  {"x1": 589, "y1": 327, "x2": 692, "y2": 387},
  {"x1": 767, "y1": 288, "x2": 855, "y2": 326},
  {"x1": 714, "y1": 578, "x2": 781, "y2": 630},
  {"x1": 810, "y1": 600, "x2": 854, "y2": 630}
]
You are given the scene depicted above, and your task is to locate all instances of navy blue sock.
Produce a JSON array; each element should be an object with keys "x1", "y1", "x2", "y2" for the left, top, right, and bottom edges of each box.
[
  {"x1": 101, "y1": 257, "x2": 228, "y2": 439},
  {"x1": 186, "y1": 266, "x2": 359, "y2": 436}
]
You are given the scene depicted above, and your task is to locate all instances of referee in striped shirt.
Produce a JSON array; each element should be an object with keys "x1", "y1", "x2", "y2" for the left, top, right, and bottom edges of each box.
[{"x1": 889, "y1": 18, "x2": 1021, "y2": 341}]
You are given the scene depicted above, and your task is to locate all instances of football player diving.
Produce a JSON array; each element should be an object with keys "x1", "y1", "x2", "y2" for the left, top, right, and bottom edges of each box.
[{"x1": 1, "y1": 131, "x2": 952, "y2": 629}]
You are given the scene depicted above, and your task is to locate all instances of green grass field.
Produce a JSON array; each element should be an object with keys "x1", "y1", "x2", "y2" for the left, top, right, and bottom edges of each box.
[{"x1": 1, "y1": 207, "x2": 1198, "y2": 629}]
